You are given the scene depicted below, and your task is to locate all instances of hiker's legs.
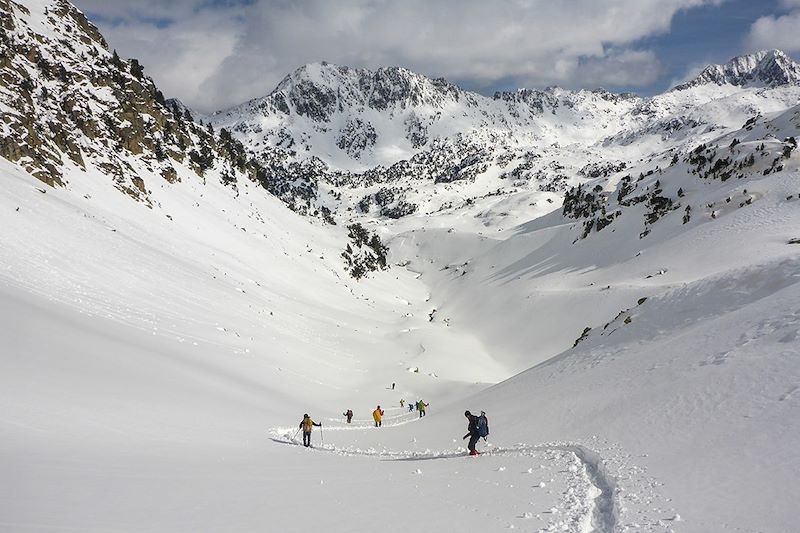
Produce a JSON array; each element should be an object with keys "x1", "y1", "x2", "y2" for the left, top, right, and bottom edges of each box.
[
  {"x1": 468, "y1": 434, "x2": 480, "y2": 453},
  {"x1": 303, "y1": 431, "x2": 311, "y2": 447}
]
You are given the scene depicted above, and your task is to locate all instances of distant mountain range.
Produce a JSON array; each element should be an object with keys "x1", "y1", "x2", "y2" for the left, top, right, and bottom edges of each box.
[
  {"x1": 211, "y1": 49, "x2": 800, "y2": 167},
  {"x1": 1, "y1": 0, "x2": 799, "y2": 226},
  {"x1": 208, "y1": 49, "x2": 800, "y2": 222}
]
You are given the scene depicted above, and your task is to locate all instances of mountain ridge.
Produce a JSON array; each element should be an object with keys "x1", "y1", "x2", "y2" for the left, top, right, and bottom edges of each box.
[
  {"x1": 205, "y1": 49, "x2": 800, "y2": 229},
  {"x1": 673, "y1": 49, "x2": 800, "y2": 91},
  {"x1": 214, "y1": 49, "x2": 800, "y2": 121},
  {"x1": 211, "y1": 49, "x2": 800, "y2": 168},
  {"x1": 2, "y1": 0, "x2": 799, "y2": 233}
]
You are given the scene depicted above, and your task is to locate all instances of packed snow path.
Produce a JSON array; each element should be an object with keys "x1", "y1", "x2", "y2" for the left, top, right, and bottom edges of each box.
[{"x1": 270, "y1": 411, "x2": 620, "y2": 533}]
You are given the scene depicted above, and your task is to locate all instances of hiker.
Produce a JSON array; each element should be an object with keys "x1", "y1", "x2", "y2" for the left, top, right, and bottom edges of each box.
[
  {"x1": 400, "y1": 399, "x2": 405, "y2": 408},
  {"x1": 392, "y1": 382, "x2": 395, "y2": 390},
  {"x1": 372, "y1": 405, "x2": 384, "y2": 427},
  {"x1": 408, "y1": 402, "x2": 414, "y2": 412},
  {"x1": 299, "y1": 414, "x2": 321, "y2": 447},
  {"x1": 463, "y1": 410, "x2": 480, "y2": 455},
  {"x1": 417, "y1": 400, "x2": 428, "y2": 418},
  {"x1": 343, "y1": 409, "x2": 353, "y2": 423}
]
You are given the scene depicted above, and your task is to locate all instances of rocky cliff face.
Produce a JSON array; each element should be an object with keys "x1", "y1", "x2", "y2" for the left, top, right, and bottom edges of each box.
[
  {"x1": 219, "y1": 63, "x2": 466, "y2": 124},
  {"x1": 278, "y1": 63, "x2": 465, "y2": 119},
  {"x1": 0, "y1": 0, "x2": 264, "y2": 206}
]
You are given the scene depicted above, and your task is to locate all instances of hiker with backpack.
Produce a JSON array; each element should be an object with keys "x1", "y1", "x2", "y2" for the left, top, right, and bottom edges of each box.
[
  {"x1": 343, "y1": 409, "x2": 353, "y2": 423},
  {"x1": 372, "y1": 405, "x2": 384, "y2": 427},
  {"x1": 463, "y1": 410, "x2": 489, "y2": 455},
  {"x1": 299, "y1": 414, "x2": 321, "y2": 447},
  {"x1": 417, "y1": 400, "x2": 428, "y2": 418}
]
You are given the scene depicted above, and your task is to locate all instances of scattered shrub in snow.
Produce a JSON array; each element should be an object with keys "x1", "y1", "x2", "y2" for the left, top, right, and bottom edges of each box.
[
  {"x1": 341, "y1": 223, "x2": 389, "y2": 279},
  {"x1": 380, "y1": 201, "x2": 417, "y2": 219},
  {"x1": 573, "y1": 327, "x2": 592, "y2": 347},
  {"x1": 578, "y1": 160, "x2": 627, "y2": 178}
]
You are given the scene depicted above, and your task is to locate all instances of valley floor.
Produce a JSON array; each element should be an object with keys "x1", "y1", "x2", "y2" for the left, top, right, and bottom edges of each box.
[{"x1": 4, "y1": 256, "x2": 799, "y2": 533}]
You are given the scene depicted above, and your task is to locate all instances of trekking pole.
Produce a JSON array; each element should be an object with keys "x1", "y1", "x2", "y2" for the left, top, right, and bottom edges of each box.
[
  {"x1": 320, "y1": 424, "x2": 324, "y2": 444},
  {"x1": 292, "y1": 428, "x2": 300, "y2": 441}
]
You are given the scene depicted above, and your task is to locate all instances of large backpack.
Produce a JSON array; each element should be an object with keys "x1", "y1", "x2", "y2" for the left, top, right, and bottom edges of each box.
[{"x1": 477, "y1": 413, "x2": 489, "y2": 438}]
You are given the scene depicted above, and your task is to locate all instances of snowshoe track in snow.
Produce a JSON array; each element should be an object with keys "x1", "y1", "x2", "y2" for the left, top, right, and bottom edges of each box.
[{"x1": 269, "y1": 424, "x2": 618, "y2": 533}]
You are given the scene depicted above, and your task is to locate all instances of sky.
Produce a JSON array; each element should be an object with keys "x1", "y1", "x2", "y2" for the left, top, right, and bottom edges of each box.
[{"x1": 71, "y1": 0, "x2": 800, "y2": 113}]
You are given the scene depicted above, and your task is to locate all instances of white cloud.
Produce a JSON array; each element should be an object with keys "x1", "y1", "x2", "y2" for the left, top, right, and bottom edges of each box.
[
  {"x1": 746, "y1": 10, "x2": 800, "y2": 54},
  {"x1": 73, "y1": 0, "x2": 246, "y2": 110},
  {"x1": 572, "y1": 49, "x2": 663, "y2": 88},
  {"x1": 73, "y1": 0, "x2": 723, "y2": 112},
  {"x1": 72, "y1": 0, "x2": 209, "y2": 23}
]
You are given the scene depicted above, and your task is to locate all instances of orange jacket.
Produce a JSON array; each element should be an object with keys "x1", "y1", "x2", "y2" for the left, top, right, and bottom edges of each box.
[{"x1": 372, "y1": 408, "x2": 384, "y2": 422}]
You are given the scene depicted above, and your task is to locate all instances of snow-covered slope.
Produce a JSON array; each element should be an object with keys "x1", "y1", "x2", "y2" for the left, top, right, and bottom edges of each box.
[
  {"x1": 381, "y1": 104, "x2": 800, "y2": 532},
  {"x1": 0, "y1": 139, "x2": 508, "y2": 528},
  {"x1": 2, "y1": 1, "x2": 800, "y2": 532}
]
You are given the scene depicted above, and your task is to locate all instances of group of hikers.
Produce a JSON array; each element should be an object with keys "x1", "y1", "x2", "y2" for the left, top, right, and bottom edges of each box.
[
  {"x1": 399, "y1": 398, "x2": 429, "y2": 417},
  {"x1": 339, "y1": 399, "x2": 430, "y2": 429},
  {"x1": 299, "y1": 403, "x2": 490, "y2": 455}
]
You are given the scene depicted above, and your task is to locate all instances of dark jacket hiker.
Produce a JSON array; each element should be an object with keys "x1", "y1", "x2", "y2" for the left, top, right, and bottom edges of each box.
[{"x1": 463, "y1": 410, "x2": 481, "y2": 455}]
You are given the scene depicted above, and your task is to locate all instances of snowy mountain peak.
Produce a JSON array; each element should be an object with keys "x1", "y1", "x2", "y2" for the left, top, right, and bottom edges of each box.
[
  {"x1": 228, "y1": 61, "x2": 464, "y2": 123},
  {"x1": 674, "y1": 49, "x2": 800, "y2": 90}
]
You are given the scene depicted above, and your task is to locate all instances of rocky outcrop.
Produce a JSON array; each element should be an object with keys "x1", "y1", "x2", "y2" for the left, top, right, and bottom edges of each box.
[
  {"x1": 673, "y1": 50, "x2": 800, "y2": 90},
  {"x1": 0, "y1": 0, "x2": 274, "y2": 209}
]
